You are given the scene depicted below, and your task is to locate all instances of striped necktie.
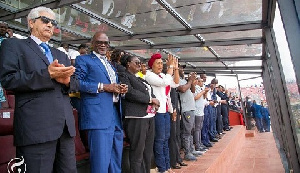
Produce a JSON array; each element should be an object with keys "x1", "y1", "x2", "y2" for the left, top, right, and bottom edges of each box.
[
  {"x1": 40, "y1": 43, "x2": 53, "y2": 63},
  {"x1": 100, "y1": 56, "x2": 116, "y2": 83}
]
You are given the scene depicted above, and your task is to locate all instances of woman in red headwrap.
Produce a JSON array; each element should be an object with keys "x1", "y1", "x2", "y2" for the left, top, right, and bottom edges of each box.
[{"x1": 145, "y1": 53, "x2": 179, "y2": 173}]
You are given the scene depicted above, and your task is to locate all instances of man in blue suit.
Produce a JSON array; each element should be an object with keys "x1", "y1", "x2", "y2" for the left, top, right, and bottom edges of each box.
[{"x1": 75, "y1": 32, "x2": 128, "y2": 173}]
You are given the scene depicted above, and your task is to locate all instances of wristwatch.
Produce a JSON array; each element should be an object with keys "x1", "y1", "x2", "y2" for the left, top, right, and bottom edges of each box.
[
  {"x1": 169, "y1": 65, "x2": 174, "y2": 69},
  {"x1": 99, "y1": 83, "x2": 104, "y2": 92}
]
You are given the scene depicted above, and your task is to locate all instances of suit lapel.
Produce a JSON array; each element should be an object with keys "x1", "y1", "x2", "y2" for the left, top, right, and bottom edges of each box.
[
  {"x1": 51, "y1": 47, "x2": 59, "y2": 63},
  {"x1": 90, "y1": 53, "x2": 111, "y2": 81},
  {"x1": 25, "y1": 38, "x2": 50, "y2": 65}
]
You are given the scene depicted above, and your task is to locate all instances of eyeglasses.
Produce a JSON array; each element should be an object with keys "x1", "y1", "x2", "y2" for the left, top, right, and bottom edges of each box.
[
  {"x1": 34, "y1": 16, "x2": 58, "y2": 27},
  {"x1": 131, "y1": 61, "x2": 141, "y2": 66},
  {"x1": 94, "y1": 41, "x2": 110, "y2": 45}
]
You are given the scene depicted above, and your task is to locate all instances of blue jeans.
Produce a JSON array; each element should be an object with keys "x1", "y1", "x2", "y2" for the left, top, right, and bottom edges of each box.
[
  {"x1": 202, "y1": 106, "x2": 210, "y2": 145},
  {"x1": 154, "y1": 113, "x2": 171, "y2": 172},
  {"x1": 208, "y1": 105, "x2": 217, "y2": 139},
  {"x1": 255, "y1": 117, "x2": 263, "y2": 132},
  {"x1": 263, "y1": 117, "x2": 270, "y2": 132}
]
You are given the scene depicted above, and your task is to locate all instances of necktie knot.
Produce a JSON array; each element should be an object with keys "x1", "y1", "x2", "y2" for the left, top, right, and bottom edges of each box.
[{"x1": 40, "y1": 43, "x2": 50, "y2": 52}]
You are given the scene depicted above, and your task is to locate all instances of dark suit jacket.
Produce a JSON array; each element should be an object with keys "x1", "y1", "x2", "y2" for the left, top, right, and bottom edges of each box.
[
  {"x1": 75, "y1": 53, "x2": 122, "y2": 130},
  {"x1": 119, "y1": 70, "x2": 155, "y2": 117},
  {"x1": 216, "y1": 90, "x2": 229, "y2": 105},
  {"x1": 0, "y1": 38, "x2": 76, "y2": 146},
  {"x1": 170, "y1": 88, "x2": 178, "y2": 112}
]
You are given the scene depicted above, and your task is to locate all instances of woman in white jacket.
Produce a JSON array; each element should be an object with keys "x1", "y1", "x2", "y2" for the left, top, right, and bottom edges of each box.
[{"x1": 145, "y1": 53, "x2": 179, "y2": 173}]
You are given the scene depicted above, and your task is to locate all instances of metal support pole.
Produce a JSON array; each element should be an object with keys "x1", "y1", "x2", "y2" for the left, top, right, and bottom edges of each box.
[{"x1": 236, "y1": 74, "x2": 248, "y2": 129}]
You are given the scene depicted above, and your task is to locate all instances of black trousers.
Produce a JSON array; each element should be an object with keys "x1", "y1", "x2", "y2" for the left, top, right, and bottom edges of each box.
[
  {"x1": 16, "y1": 126, "x2": 76, "y2": 173},
  {"x1": 216, "y1": 105, "x2": 223, "y2": 134},
  {"x1": 124, "y1": 117, "x2": 155, "y2": 173},
  {"x1": 221, "y1": 104, "x2": 229, "y2": 130},
  {"x1": 169, "y1": 112, "x2": 182, "y2": 167}
]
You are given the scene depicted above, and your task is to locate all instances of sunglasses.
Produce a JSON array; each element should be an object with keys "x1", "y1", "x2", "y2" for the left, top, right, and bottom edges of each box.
[
  {"x1": 34, "y1": 16, "x2": 58, "y2": 27},
  {"x1": 131, "y1": 61, "x2": 141, "y2": 66},
  {"x1": 94, "y1": 41, "x2": 110, "y2": 45}
]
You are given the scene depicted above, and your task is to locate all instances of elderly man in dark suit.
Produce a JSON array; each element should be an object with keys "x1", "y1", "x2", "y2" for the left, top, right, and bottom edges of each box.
[
  {"x1": 0, "y1": 6, "x2": 78, "y2": 173},
  {"x1": 75, "y1": 32, "x2": 128, "y2": 173}
]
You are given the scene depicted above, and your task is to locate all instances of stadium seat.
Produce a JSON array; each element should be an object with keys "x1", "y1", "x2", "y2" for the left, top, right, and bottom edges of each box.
[
  {"x1": 0, "y1": 109, "x2": 14, "y2": 136},
  {"x1": 73, "y1": 109, "x2": 89, "y2": 161},
  {"x1": 0, "y1": 134, "x2": 15, "y2": 172}
]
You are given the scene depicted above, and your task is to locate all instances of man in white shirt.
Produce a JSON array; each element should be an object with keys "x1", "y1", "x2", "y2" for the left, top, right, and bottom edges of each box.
[{"x1": 193, "y1": 78, "x2": 209, "y2": 151}]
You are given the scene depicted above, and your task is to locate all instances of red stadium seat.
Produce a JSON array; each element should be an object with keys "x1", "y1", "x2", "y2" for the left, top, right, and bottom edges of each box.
[
  {"x1": 6, "y1": 95, "x2": 15, "y2": 109},
  {"x1": 0, "y1": 135, "x2": 16, "y2": 172},
  {"x1": 73, "y1": 109, "x2": 89, "y2": 161},
  {"x1": 0, "y1": 109, "x2": 14, "y2": 136}
]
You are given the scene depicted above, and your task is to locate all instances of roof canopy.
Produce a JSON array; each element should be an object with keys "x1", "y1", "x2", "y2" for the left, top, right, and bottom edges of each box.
[{"x1": 0, "y1": 0, "x2": 274, "y2": 78}]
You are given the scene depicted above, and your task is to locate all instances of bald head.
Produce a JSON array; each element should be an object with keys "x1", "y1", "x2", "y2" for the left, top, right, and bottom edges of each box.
[{"x1": 92, "y1": 32, "x2": 109, "y2": 55}]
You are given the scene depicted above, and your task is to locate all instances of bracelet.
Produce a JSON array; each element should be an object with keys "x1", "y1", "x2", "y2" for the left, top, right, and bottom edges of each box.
[
  {"x1": 169, "y1": 65, "x2": 174, "y2": 69},
  {"x1": 174, "y1": 68, "x2": 179, "y2": 70},
  {"x1": 99, "y1": 83, "x2": 104, "y2": 92}
]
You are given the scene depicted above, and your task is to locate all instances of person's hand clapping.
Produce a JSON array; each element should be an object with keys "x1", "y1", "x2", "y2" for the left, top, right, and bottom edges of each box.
[
  {"x1": 188, "y1": 72, "x2": 197, "y2": 82},
  {"x1": 166, "y1": 54, "x2": 175, "y2": 67},
  {"x1": 48, "y1": 59, "x2": 75, "y2": 79},
  {"x1": 174, "y1": 57, "x2": 178, "y2": 69},
  {"x1": 48, "y1": 59, "x2": 75, "y2": 86},
  {"x1": 204, "y1": 87, "x2": 210, "y2": 93}
]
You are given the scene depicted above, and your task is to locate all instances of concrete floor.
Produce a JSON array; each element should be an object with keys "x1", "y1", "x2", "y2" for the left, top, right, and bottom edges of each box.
[{"x1": 77, "y1": 126, "x2": 284, "y2": 173}]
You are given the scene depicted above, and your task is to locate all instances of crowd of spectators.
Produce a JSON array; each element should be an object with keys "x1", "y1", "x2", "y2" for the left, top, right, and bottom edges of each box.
[{"x1": 0, "y1": 6, "x2": 273, "y2": 173}]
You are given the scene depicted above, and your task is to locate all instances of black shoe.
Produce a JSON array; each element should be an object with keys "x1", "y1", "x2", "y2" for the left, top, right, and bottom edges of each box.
[
  {"x1": 171, "y1": 165, "x2": 181, "y2": 169},
  {"x1": 179, "y1": 162, "x2": 188, "y2": 166},
  {"x1": 210, "y1": 138, "x2": 218, "y2": 142},
  {"x1": 200, "y1": 144, "x2": 209, "y2": 149},
  {"x1": 203, "y1": 143, "x2": 212, "y2": 147}
]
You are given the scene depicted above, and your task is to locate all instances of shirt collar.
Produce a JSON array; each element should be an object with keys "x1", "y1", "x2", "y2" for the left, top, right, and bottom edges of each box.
[
  {"x1": 93, "y1": 51, "x2": 107, "y2": 59},
  {"x1": 31, "y1": 35, "x2": 49, "y2": 46}
]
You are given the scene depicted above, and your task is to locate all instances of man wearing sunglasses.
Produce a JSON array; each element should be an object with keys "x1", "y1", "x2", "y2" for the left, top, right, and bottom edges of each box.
[
  {"x1": 0, "y1": 7, "x2": 77, "y2": 172},
  {"x1": 74, "y1": 32, "x2": 128, "y2": 173}
]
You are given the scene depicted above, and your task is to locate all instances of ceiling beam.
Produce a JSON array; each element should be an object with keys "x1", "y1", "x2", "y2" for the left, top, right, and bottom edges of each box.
[
  {"x1": 184, "y1": 66, "x2": 262, "y2": 71},
  {"x1": 238, "y1": 76, "x2": 262, "y2": 81},
  {"x1": 110, "y1": 21, "x2": 264, "y2": 41},
  {"x1": 113, "y1": 37, "x2": 263, "y2": 50},
  {"x1": 262, "y1": 0, "x2": 276, "y2": 27},
  {"x1": 155, "y1": 0, "x2": 191, "y2": 30},
  {"x1": 178, "y1": 56, "x2": 263, "y2": 62},
  {"x1": 63, "y1": 21, "x2": 264, "y2": 44},
  {"x1": 0, "y1": 0, "x2": 83, "y2": 21},
  {"x1": 184, "y1": 70, "x2": 262, "y2": 75}
]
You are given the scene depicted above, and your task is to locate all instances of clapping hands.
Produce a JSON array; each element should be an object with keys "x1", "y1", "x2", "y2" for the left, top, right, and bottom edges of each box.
[
  {"x1": 166, "y1": 54, "x2": 178, "y2": 69},
  {"x1": 48, "y1": 59, "x2": 75, "y2": 86}
]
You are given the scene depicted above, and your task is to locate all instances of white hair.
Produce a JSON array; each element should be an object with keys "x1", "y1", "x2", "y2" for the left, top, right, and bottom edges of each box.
[
  {"x1": 27, "y1": 6, "x2": 56, "y2": 31},
  {"x1": 0, "y1": 21, "x2": 8, "y2": 26}
]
